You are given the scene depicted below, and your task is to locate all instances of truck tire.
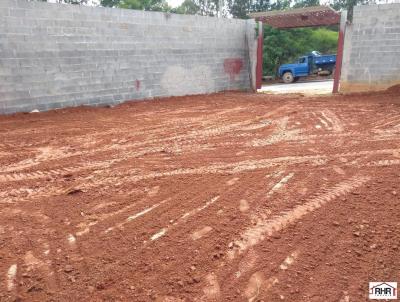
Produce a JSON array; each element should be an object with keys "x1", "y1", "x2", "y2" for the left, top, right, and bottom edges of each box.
[{"x1": 282, "y1": 72, "x2": 294, "y2": 84}]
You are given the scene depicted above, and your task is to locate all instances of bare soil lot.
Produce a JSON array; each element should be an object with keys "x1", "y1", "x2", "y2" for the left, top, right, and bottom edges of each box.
[{"x1": 0, "y1": 90, "x2": 399, "y2": 302}]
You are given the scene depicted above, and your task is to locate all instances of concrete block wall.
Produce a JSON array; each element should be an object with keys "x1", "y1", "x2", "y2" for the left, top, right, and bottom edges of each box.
[
  {"x1": 0, "y1": 0, "x2": 257, "y2": 114},
  {"x1": 340, "y1": 4, "x2": 400, "y2": 92}
]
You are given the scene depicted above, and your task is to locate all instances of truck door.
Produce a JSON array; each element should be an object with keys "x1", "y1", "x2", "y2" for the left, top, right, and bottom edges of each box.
[{"x1": 295, "y1": 57, "x2": 309, "y2": 76}]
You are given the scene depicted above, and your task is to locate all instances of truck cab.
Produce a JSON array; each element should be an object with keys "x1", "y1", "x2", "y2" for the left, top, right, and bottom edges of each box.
[{"x1": 278, "y1": 56, "x2": 312, "y2": 83}]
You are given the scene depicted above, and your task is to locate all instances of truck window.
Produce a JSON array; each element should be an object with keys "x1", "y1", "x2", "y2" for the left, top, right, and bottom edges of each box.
[{"x1": 299, "y1": 57, "x2": 306, "y2": 63}]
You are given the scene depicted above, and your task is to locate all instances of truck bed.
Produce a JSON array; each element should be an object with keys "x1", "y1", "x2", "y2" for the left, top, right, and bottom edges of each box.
[{"x1": 314, "y1": 54, "x2": 336, "y2": 66}]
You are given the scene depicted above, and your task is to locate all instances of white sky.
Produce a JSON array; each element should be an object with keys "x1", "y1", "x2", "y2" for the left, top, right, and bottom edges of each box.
[{"x1": 167, "y1": 0, "x2": 185, "y2": 7}]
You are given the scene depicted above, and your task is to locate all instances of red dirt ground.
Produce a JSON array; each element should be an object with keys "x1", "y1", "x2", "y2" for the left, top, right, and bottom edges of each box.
[{"x1": 0, "y1": 90, "x2": 399, "y2": 302}]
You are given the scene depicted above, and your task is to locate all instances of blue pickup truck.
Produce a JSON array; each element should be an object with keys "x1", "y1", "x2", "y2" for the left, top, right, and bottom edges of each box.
[{"x1": 278, "y1": 51, "x2": 336, "y2": 83}]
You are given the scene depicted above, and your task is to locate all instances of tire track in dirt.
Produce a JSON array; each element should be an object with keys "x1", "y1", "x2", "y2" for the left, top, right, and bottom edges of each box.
[
  {"x1": 6, "y1": 264, "x2": 17, "y2": 292},
  {"x1": 28, "y1": 147, "x2": 395, "y2": 195},
  {"x1": 321, "y1": 109, "x2": 344, "y2": 132},
  {"x1": 148, "y1": 172, "x2": 295, "y2": 301},
  {"x1": 242, "y1": 250, "x2": 299, "y2": 302},
  {"x1": 0, "y1": 210, "x2": 66, "y2": 299},
  {"x1": 250, "y1": 116, "x2": 301, "y2": 146},
  {"x1": 0, "y1": 145, "x2": 219, "y2": 203},
  {"x1": 0, "y1": 144, "x2": 154, "y2": 183},
  {"x1": 266, "y1": 173, "x2": 294, "y2": 197},
  {"x1": 0, "y1": 146, "x2": 77, "y2": 174},
  {"x1": 195, "y1": 171, "x2": 373, "y2": 301},
  {"x1": 0, "y1": 140, "x2": 231, "y2": 184},
  {"x1": 314, "y1": 112, "x2": 330, "y2": 130},
  {"x1": 103, "y1": 199, "x2": 170, "y2": 234},
  {"x1": 373, "y1": 114, "x2": 400, "y2": 129},
  {"x1": 75, "y1": 195, "x2": 171, "y2": 237},
  {"x1": 0, "y1": 185, "x2": 67, "y2": 205},
  {"x1": 0, "y1": 166, "x2": 85, "y2": 183},
  {"x1": 3, "y1": 145, "x2": 395, "y2": 206},
  {"x1": 147, "y1": 196, "x2": 220, "y2": 243},
  {"x1": 200, "y1": 249, "x2": 300, "y2": 302},
  {"x1": 366, "y1": 159, "x2": 400, "y2": 167},
  {"x1": 100, "y1": 173, "x2": 277, "y2": 290},
  {"x1": 69, "y1": 156, "x2": 307, "y2": 190},
  {"x1": 227, "y1": 175, "x2": 370, "y2": 260},
  {"x1": 250, "y1": 131, "x2": 362, "y2": 147},
  {"x1": 1, "y1": 114, "x2": 395, "y2": 189},
  {"x1": 0, "y1": 109, "x2": 255, "y2": 175},
  {"x1": 75, "y1": 176, "x2": 229, "y2": 240}
]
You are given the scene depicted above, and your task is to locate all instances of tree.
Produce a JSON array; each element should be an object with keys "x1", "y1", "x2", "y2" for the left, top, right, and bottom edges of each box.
[
  {"x1": 226, "y1": 0, "x2": 291, "y2": 19},
  {"x1": 292, "y1": 0, "x2": 319, "y2": 8},
  {"x1": 262, "y1": 25, "x2": 338, "y2": 76},
  {"x1": 196, "y1": 0, "x2": 224, "y2": 16},
  {"x1": 117, "y1": 0, "x2": 170, "y2": 11},
  {"x1": 251, "y1": 0, "x2": 291, "y2": 13},
  {"x1": 31, "y1": 0, "x2": 89, "y2": 3},
  {"x1": 171, "y1": 0, "x2": 200, "y2": 14},
  {"x1": 100, "y1": 0, "x2": 121, "y2": 7},
  {"x1": 61, "y1": 0, "x2": 88, "y2": 3},
  {"x1": 100, "y1": 0, "x2": 170, "y2": 11},
  {"x1": 226, "y1": 0, "x2": 250, "y2": 18},
  {"x1": 329, "y1": 0, "x2": 375, "y2": 21}
]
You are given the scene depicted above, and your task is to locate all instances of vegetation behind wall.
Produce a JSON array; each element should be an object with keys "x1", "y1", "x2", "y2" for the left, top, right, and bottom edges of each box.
[{"x1": 263, "y1": 25, "x2": 339, "y2": 77}]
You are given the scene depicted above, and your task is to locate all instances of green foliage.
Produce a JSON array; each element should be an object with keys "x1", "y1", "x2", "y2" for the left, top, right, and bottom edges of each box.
[
  {"x1": 197, "y1": 0, "x2": 226, "y2": 16},
  {"x1": 171, "y1": 0, "x2": 200, "y2": 14},
  {"x1": 171, "y1": 0, "x2": 227, "y2": 17},
  {"x1": 226, "y1": 0, "x2": 250, "y2": 19},
  {"x1": 263, "y1": 25, "x2": 338, "y2": 76},
  {"x1": 102, "y1": 0, "x2": 219, "y2": 15},
  {"x1": 250, "y1": 0, "x2": 291, "y2": 15},
  {"x1": 36, "y1": 0, "x2": 89, "y2": 3},
  {"x1": 292, "y1": 0, "x2": 319, "y2": 8},
  {"x1": 224, "y1": 0, "x2": 292, "y2": 19},
  {"x1": 118, "y1": 0, "x2": 170, "y2": 11},
  {"x1": 100, "y1": 0, "x2": 121, "y2": 7},
  {"x1": 62, "y1": 0, "x2": 88, "y2": 3}
]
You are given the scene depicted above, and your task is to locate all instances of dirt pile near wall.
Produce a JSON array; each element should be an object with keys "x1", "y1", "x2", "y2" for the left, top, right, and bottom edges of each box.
[{"x1": 386, "y1": 84, "x2": 400, "y2": 94}]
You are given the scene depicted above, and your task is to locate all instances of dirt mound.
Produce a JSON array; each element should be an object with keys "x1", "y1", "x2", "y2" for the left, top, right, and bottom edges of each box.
[{"x1": 386, "y1": 83, "x2": 400, "y2": 94}]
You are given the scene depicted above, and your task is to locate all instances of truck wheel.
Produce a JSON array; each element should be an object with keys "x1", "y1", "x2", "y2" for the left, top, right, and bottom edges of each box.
[{"x1": 282, "y1": 72, "x2": 294, "y2": 84}]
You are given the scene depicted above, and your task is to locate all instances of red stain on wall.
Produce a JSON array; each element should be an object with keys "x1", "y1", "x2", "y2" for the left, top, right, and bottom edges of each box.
[
  {"x1": 224, "y1": 58, "x2": 244, "y2": 80},
  {"x1": 135, "y1": 80, "x2": 141, "y2": 91}
]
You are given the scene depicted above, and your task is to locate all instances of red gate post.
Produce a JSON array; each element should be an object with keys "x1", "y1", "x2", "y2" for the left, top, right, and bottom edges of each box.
[
  {"x1": 333, "y1": 12, "x2": 346, "y2": 93},
  {"x1": 256, "y1": 21, "x2": 263, "y2": 90}
]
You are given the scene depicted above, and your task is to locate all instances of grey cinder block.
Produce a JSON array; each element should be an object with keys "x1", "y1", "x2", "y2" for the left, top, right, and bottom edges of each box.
[
  {"x1": 0, "y1": 0, "x2": 255, "y2": 114},
  {"x1": 341, "y1": 3, "x2": 400, "y2": 91}
]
